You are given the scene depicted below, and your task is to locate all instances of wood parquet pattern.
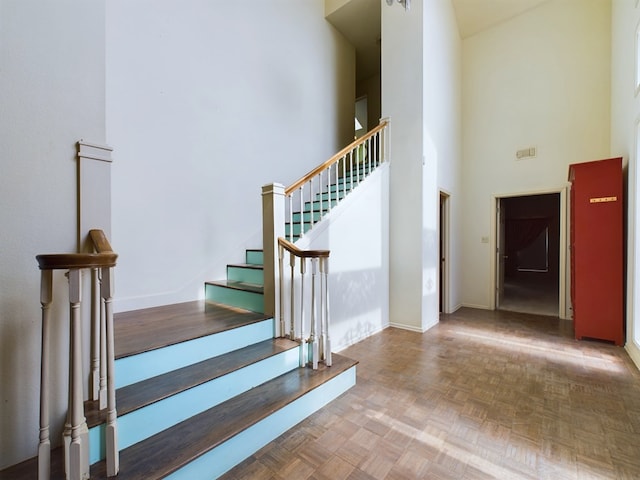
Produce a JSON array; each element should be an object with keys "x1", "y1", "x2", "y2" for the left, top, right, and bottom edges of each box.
[{"x1": 220, "y1": 308, "x2": 640, "y2": 480}]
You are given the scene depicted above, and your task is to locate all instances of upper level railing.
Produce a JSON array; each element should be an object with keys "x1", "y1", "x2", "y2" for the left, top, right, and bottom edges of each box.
[
  {"x1": 284, "y1": 119, "x2": 389, "y2": 242},
  {"x1": 278, "y1": 237, "x2": 331, "y2": 369},
  {"x1": 262, "y1": 120, "x2": 389, "y2": 370},
  {"x1": 35, "y1": 229, "x2": 119, "y2": 480}
]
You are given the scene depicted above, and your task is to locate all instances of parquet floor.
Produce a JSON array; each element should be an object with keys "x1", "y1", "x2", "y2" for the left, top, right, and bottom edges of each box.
[{"x1": 221, "y1": 308, "x2": 640, "y2": 480}]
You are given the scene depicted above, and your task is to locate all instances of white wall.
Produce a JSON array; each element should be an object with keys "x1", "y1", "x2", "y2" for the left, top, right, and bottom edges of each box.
[
  {"x1": 611, "y1": 0, "x2": 640, "y2": 369},
  {"x1": 461, "y1": 0, "x2": 612, "y2": 309},
  {"x1": 0, "y1": 0, "x2": 106, "y2": 468},
  {"x1": 107, "y1": 0, "x2": 355, "y2": 312},
  {"x1": 425, "y1": 0, "x2": 463, "y2": 314},
  {"x1": 383, "y1": 0, "x2": 462, "y2": 331}
]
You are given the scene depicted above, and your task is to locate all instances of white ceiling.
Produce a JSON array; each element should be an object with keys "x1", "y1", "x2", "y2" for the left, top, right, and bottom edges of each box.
[
  {"x1": 325, "y1": 0, "x2": 551, "y2": 81},
  {"x1": 452, "y1": 0, "x2": 550, "y2": 38}
]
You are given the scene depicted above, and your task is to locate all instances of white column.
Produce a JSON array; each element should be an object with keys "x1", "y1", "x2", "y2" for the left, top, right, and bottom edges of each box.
[{"x1": 261, "y1": 183, "x2": 285, "y2": 334}]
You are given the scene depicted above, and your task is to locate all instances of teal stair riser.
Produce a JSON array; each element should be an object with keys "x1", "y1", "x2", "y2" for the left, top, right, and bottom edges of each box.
[
  {"x1": 292, "y1": 211, "x2": 322, "y2": 223},
  {"x1": 227, "y1": 265, "x2": 264, "y2": 285},
  {"x1": 245, "y1": 250, "x2": 263, "y2": 266},
  {"x1": 317, "y1": 190, "x2": 348, "y2": 202},
  {"x1": 164, "y1": 366, "x2": 357, "y2": 480},
  {"x1": 205, "y1": 284, "x2": 264, "y2": 313},
  {"x1": 285, "y1": 222, "x2": 312, "y2": 237},
  {"x1": 114, "y1": 319, "x2": 273, "y2": 388},
  {"x1": 89, "y1": 346, "x2": 301, "y2": 464},
  {"x1": 303, "y1": 199, "x2": 338, "y2": 211}
]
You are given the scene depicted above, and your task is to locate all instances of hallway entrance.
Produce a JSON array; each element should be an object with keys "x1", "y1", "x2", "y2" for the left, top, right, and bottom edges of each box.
[{"x1": 495, "y1": 192, "x2": 564, "y2": 317}]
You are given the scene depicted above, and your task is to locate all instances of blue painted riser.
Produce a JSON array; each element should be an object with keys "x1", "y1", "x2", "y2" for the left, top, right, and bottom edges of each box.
[
  {"x1": 89, "y1": 344, "x2": 300, "y2": 464},
  {"x1": 205, "y1": 283, "x2": 264, "y2": 313},
  {"x1": 166, "y1": 365, "x2": 356, "y2": 480},
  {"x1": 114, "y1": 319, "x2": 273, "y2": 388}
]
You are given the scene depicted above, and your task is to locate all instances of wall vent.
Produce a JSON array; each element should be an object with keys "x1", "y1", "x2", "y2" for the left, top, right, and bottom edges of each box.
[{"x1": 516, "y1": 147, "x2": 536, "y2": 160}]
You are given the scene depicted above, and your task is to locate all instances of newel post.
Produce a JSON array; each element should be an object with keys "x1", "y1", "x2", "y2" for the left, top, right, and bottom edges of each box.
[{"x1": 262, "y1": 183, "x2": 285, "y2": 336}]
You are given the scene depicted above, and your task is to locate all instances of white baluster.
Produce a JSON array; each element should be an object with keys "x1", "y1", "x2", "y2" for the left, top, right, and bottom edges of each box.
[
  {"x1": 373, "y1": 132, "x2": 379, "y2": 167},
  {"x1": 326, "y1": 166, "x2": 331, "y2": 213},
  {"x1": 367, "y1": 136, "x2": 372, "y2": 175},
  {"x1": 323, "y1": 258, "x2": 332, "y2": 367},
  {"x1": 299, "y1": 258, "x2": 307, "y2": 367},
  {"x1": 299, "y1": 185, "x2": 304, "y2": 239},
  {"x1": 342, "y1": 155, "x2": 347, "y2": 200},
  {"x1": 99, "y1": 274, "x2": 107, "y2": 410},
  {"x1": 38, "y1": 269, "x2": 53, "y2": 480},
  {"x1": 90, "y1": 268, "x2": 100, "y2": 403},
  {"x1": 310, "y1": 258, "x2": 319, "y2": 370},
  {"x1": 288, "y1": 194, "x2": 294, "y2": 243},
  {"x1": 102, "y1": 267, "x2": 119, "y2": 477},
  {"x1": 355, "y1": 146, "x2": 361, "y2": 186},
  {"x1": 349, "y1": 151, "x2": 354, "y2": 190},
  {"x1": 289, "y1": 252, "x2": 295, "y2": 339},
  {"x1": 278, "y1": 243, "x2": 285, "y2": 337},
  {"x1": 67, "y1": 268, "x2": 90, "y2": 480}
]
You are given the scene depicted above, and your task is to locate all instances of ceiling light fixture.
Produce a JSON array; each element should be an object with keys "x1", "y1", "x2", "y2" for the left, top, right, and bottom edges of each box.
[{"x1": 385, "y1": 0, "x2": 410, "y2": 10}]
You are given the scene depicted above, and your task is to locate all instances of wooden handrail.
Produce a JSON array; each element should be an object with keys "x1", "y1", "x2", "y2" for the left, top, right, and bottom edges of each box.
[
  {"x1": 278, "y1": 237, "x2": 329, "y2": 259},
  {"x1": 36, "y1": 230, "x2": 117, "y2": 270},
  {"x1": 36, "y1": 253, "x2": 117, "y2": 270},
  {"x1": 285, "y1": 120, "x2": 388, "y2": 195},
  {"x1": 89, "y1": 229, "x2": 114, "y2": 253}
]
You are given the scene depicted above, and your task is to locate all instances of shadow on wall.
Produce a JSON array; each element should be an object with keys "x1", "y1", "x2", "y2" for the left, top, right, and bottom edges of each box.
[{"x1": 331, "y1": 266, "x2": 386, "y2": 350}]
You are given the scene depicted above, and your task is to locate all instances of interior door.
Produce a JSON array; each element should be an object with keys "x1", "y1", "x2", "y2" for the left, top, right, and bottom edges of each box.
[{"x1": 496, "y1": 198, "x2": 506, "y2": 308}]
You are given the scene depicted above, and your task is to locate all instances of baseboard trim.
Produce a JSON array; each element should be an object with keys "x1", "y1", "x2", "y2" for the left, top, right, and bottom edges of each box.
[
  {"x1": 460, "y1": 303, "x2": 492, "y2": 310},
  {"x1": 626, "y1": 340, "x2": 640, "y2": 372},
  {"x1": 388, "y1": 322, "x2": 435, "y2": 334}
]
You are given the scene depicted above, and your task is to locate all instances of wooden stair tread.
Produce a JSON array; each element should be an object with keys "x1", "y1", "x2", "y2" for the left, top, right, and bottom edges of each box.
[
  {"x1": 84, "y1": 338, "x2": 299, "y2": 428},
  {"x1": 205, "y1": 280, "x2": 264, "y2": 294},
  {"x1": 90, "y1": 354, "x2": 357, "y2": 480},
  {"x1": 228, "y1": 263, "x2": 263, "y2": 270},
  {"x1": 114, "y1": 301, "x2": 269, "y2": 359}
]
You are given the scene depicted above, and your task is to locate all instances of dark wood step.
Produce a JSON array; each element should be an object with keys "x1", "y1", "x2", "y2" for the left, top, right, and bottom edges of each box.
[
  {"x1": 227, "y1": 263, "x2": 262, "y2": 270},
  {"x1": 204, "y1": 280, "x2": 264, "y2": 294},
  {"x1": 84, "y1": 338, "x2": 299, "y2": 428},
  {"x1": 89, "y1": 354, "x2": 357, "y2": 479},
  {"x1": 114, "y1": 301, "x2": 269, "y2": 359}
]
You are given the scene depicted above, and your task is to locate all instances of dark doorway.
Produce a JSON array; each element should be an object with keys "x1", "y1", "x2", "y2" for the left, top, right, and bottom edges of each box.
[{"x1": 498, "y1": 193, "x2": 560, "y2": 317}]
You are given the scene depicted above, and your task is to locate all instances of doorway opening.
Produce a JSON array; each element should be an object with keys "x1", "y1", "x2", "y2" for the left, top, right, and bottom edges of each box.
[
  {"x1": 496, "y1": 193, "x2": 561, "y2": 317},
  {"x1": 439, "y1": 192, "x2": 450, "y2": 313}
]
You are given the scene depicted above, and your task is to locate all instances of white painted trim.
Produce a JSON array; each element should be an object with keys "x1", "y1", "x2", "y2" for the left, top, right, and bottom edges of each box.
[
  {"x1": 450, "y1": 303, "x2": 463, "y2": 313},
  {"x1": 626, "y1": 341, "x2": 640, "y2": 372},
  {"x1": 388, "y1": 321, "x2": 437, "y2": 334},
  {"x1": 490, "y1": 186, "x2": 569, "y2": 318},
  {"x1": 78, "y1": 141, "x2": 113, "y2": 163},
  {"x1": 461, "y1": 303, "x2": 492, "y2": 310},
  {"x1": 439, "y1": 190, "x2": 451, "y2": 314}
]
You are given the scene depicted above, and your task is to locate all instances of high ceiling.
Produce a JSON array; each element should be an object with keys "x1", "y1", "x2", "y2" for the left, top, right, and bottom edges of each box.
[
  {"x1": 326, "y1": 0, "x2": 551, "y2": 82},
  {"x1": 452, "y1": 0, "x2": 550, "y2": 38}
]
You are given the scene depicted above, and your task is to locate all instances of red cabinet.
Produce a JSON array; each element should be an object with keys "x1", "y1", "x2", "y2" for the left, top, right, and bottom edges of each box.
[{"x1": 568, "y1": 157, "x2": 624, "y2": 346}]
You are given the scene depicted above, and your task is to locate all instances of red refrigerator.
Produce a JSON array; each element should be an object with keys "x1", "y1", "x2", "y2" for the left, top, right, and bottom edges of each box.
[{"x1": 568, "y1": 157, "x2": 624, "y2": 346}]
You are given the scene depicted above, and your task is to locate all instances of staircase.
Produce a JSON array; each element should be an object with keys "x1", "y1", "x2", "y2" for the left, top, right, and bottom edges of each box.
[{"x1": 1, "y1": 250, "x2": 356, "y2": 480}]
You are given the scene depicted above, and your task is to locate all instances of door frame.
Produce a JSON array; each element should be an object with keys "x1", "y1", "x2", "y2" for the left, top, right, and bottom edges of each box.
[
  {"x1": 490, "y1": 186, "x2": 570, "y2": 319},
  {"x1": 439, "y1": 191, "x2": 451, "y2": 313}
]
